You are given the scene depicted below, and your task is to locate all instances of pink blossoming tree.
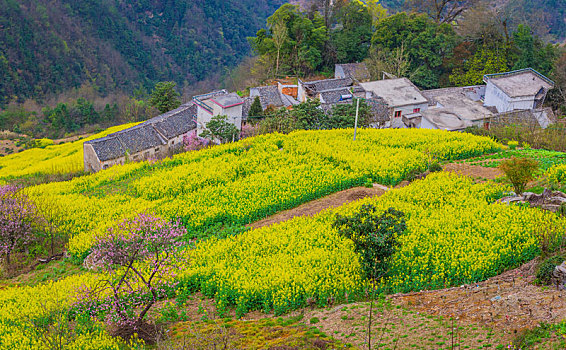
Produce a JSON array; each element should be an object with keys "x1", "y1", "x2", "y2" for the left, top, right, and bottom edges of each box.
[
  {"x1": 183, "y1": 130, "x2": 208, "y2": 152},
  {"x1": 0, "y1": 185, "x2": 40, "y2": 266},
  {"x1": 82, "y1": 213, "x2": 186, "y2": 340}
]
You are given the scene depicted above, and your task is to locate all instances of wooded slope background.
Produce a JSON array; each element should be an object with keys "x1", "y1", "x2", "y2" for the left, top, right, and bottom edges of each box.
[{"x1": 0, "y1": 0, "x2": 285, "y2": 107}]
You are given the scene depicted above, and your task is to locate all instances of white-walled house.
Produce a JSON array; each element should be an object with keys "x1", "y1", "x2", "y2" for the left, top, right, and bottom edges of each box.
[
  {"x1": 193, "y1": 91, "x2": 244, "y2": 134},
  {"x1": 360, "y1": 78, "x2": 429, "y2": 128},
  {"x1": 483, "y1": 68, "x2": 554, "y2": 113}
]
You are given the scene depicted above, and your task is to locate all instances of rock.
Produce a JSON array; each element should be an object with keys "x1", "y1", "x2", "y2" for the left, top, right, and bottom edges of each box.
[
  {"x1": 541, "y1": 204, "x2": 561, "y2": 213},
  {"x1": 549, "y1": 196, "x2": 566, "y2": 205},
  {"x1": 551, "y1": 262, "x2": 566, "y2": 290},
  {"x1": 83, "y1": 252, "x2": 103, "y2": 270},
  {"x1": 498, "y1": 196, "x2": 525, "y2": 204},
  {"x1": 522, "y1": 192, "x2": 536, "y2": 201},
  {"x1": 552, "y1": 191, "x2": 566, "y2": 199}
]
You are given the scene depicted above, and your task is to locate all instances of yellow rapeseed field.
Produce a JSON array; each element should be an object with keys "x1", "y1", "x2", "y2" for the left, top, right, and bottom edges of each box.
[{"x1": 0, "y1": 123, "x2": 139, "y2": 180}]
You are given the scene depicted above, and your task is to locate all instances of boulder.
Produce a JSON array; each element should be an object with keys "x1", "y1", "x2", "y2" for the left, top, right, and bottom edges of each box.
[{"x1": 551, "y1": 262, "x2": 566, "y2": 290}]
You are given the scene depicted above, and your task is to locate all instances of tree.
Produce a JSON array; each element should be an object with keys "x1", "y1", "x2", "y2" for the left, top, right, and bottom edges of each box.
[
  {"x1": 550, "y1": 52, "x2": 566, "y2": 113},
  {"x1": 248, "y1": 96, "x2": 264, "y2": 117},
  {"x1": 333, "y1": 205, "x2": 406, "y2": 280},
  {"x1": 0, "y1": 186, "x2": 40, "y2": 266},
  {"x1": 365, "y1": 44, "x2": 411, "y2": 79},
  {"x1": 449, "y1": 46, "x2": 508, "y2": 86},
  {"x1": 270, "y1": 19, "x2": 288, "y2": 77},
  {"x1": 331, "y1": 1, "x2": 373, "y2": 64},
  {"x1": 149, "y1": 82, "x2": 181, "y2": 114},
  {"x1": 511, "y1": 24, "x2": 558, "y2": 76},
  {"x1": 371, "y1": 13, "x2": 458, "y2": 89},
  {"x1": 291, "y1": 100, "x2": 326, "y2": 130},
  {"x1": 408, "y1": 0, "x2": 480, "y2": 24},
  {"x1": 200, "y1": 115, "x2": 240, "y2": 144},
  {"x1": 183, "y1": 131, "x2": 208, "y2": 152},
  {"x1": 326, "y1": 100, "x2": 373, "y2": 129},
  {"x1": 499, "y1": 157, "x2": 539, "y2": 195},
  {"x1": 358, "y1": 0, "x2": 387, "y2": 27},
  {"x1": 251, "y1": 4, "x2": 327, "y2": 77},
  {"x1": 80, "y1": 214, "x2": 185, "y2": 340}
]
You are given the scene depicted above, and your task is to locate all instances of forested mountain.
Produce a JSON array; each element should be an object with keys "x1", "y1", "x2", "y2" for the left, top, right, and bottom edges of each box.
[
  {"x1": 0, "y1": 0, "x2": 285, "y2": 107},
  {"x1": 379, "y1": 0, "x2": 566, "y2": 43}
]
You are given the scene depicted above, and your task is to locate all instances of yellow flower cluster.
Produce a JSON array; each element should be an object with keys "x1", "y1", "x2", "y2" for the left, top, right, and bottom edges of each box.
[
  {"x1": 547, "y1": 163, "x2": 566, "y2": 184},
  {"x1": 22, "y1": 129, "x2": 499, "y2": 259},
  {"x1": 0, "y1": 123, "x2": 139, "y2": 180},
  {"x1": 0, "y1": 273, "x2": 142, "y2": 349},
  {"x1": 176, "y1": 173, "x2": 560, "y2": 314}
]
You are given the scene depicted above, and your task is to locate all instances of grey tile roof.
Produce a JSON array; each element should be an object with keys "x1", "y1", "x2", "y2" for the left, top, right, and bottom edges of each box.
[
  {"x1": 302, "y1": 78, "x2": 353, "y2": 93},
  {"x1": 241, "y1": 97, "x2": 253, "y2": 118},
  {"x1": 319, "y1": 88, "x2": 353, "y2": 104},
  {"x1": 250, "y1": 85, "x2": 285, "y2": 109},
  {"x1": 336, "y1": 63, "x2": 370, "y2": 81},
  {"x1": 86, "y1": 136, "x2": 127, "y2": 162},
  {"x1": 115, "y1": 124, "x2": 165, "y2": 155},
  {"x1": 86, "y1": 103, "x2": 197, "y2": 162},
  {"x1": 151, "y1": 104, "x2": 197, "y2": 139}
]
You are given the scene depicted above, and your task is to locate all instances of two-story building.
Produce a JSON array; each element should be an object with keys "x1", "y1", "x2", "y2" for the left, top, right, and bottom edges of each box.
[
  {"x1": 360, "y1": 78, "x2": 429, "y2": 128},
  {"x1": 193, "y1": 90, "x2": 244, "y2": 134},
  {"x1": 483, "y1": 68, "x2": 555, "y2": 113}
]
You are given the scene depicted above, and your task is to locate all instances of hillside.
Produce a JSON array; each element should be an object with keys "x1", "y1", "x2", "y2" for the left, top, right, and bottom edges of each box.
[{"x1": 0, "y1": 0, "x2": 285, "y2": 106}]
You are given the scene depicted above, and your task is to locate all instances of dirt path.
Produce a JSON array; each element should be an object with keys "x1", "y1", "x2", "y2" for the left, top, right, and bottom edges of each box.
[
  {"x1": 247, "y1": 185, "x2": 388, "y2": 229},
  {"x1": 389, "y1": 259, "x2": 566, "y2": 342}
]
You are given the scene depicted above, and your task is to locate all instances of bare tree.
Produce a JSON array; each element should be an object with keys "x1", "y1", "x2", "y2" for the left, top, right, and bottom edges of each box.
[
  {"x1": 365, "y1": 44, "x2": 411, "y2": 80},
  {"x1": 270, "y1": 20, "x2": 288, "y2": 77},
  {"x1": 408, "y1": 0, "x2": 480, "y2": 24}
]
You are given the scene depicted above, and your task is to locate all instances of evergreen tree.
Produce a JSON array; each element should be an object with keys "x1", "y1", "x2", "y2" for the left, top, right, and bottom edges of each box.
[
  {"x1": 149, "y1": 82, "x2": 181, "y2": 114},
  {"x1": 248, "y1": 96, "x2": 263, "y2": 118}
]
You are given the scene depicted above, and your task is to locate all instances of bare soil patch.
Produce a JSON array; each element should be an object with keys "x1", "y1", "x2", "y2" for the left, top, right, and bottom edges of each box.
[
  {"x1": 389, "y1": 259, "x2": 566, "y2": 344},
  {"x1": 442, "y1": 163, "x2": 504, "y2": 180},
  {"x1": 248, "y1": 186, "x2": 387, "y2": 229},
  {"x1": 0, "y1": 139, "x2": 23, "y2": 156}
]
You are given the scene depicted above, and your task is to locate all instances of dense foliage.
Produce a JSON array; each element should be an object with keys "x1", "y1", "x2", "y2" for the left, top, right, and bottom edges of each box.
[
  {"x1": 333, "y1": 205, "x2": 406, "y2": 280},
  {"x1": 0, "y1": 0, "x2": 285, "y2": 107}
]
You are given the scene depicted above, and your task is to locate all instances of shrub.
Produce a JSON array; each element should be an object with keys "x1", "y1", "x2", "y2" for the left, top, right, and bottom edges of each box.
[
  {"x1": 536, "y1": 255, "x2": 564, "y2": 285},
  {"x1": 499, "y1": 157, "x2": 539, "y2": 195},
  {"x1": 508, "y1": 140, "x2": 519, "y2": 150},
  {"x1": 428, "y1": 162, "x2": 443, "y2": 173},
  {"x1": 332, "y1": 205, "x2": 407, "y2": 280}
]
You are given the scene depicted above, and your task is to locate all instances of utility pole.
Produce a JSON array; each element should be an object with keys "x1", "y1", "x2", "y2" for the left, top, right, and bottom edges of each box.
[{"x1": 353, "y1": 97, "x2": 360, "y2": 141}]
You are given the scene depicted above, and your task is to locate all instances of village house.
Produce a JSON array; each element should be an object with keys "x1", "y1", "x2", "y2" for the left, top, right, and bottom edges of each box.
[
  {"x1": 415, "y1": 86, "x2": 494, "y2": 131},
  {"x1": 84, "y1": 103, "x2": 197, "y2": 172},
  {"x1": 297, "y1": 77, "x2": 354, "y2": 103},
  {"x1": 334, "y1": 62, "x2": 371, "y2": 82},
  {"x1": 360, "y1": 78, "x2": 429, "y2": 128},
  {"x1": 193, "y1": 90, "x2": 244, "y2": 134},
  {"x1": 483, "y1": 68, "x2": 555, "y2": 113}
]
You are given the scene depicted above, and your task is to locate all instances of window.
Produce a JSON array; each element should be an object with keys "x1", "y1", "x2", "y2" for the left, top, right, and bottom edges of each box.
[
  {"x1": 413, "y1": 108, "x2": 420, "y2": 113},
  {"x1": 171, "y1": 140, "x2": 175, "y2": 145},
  {"x1": 394, "y1": 111, "x2": 402, "y2": 118},
  {"x1": 155, "y1": 148, "x2": 160, "y2": 153}
]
